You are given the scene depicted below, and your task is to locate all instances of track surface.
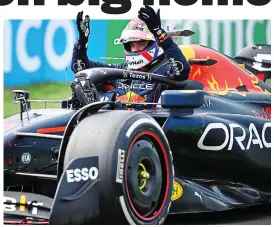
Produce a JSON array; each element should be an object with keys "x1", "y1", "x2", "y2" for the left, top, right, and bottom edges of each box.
[{"x1": 165, "y1": 205, "x2": 271, "y2": 225}]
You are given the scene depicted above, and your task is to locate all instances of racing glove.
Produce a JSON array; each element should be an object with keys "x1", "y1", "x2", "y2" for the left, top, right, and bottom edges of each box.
[
  {"x1": 138, "y1": 5, "x2": 169, "y2": 46},
  {"x1": 76, "y1": 11, "x2": 90, "y2": 51}
]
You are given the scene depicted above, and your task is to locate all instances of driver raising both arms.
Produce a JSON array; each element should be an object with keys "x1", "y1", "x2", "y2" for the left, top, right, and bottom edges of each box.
[{"x1": 71, "y1": 5, "x2": 190, "y2": 110}]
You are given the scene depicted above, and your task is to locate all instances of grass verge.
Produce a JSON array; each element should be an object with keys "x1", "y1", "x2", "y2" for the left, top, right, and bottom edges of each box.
[{"x1": 4, "y1": 83, "x2": 71, "y2": 118}]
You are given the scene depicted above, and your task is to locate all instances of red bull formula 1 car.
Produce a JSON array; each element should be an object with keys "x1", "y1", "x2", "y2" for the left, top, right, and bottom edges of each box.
[{"x1": 3, "y1": 32, "x2": 271, "y2": 224}]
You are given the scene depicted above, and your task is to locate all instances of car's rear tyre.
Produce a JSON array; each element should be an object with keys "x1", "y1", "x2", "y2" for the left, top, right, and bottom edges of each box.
[{"x1": 63, "y1": 111, "x2": 174, "y2": 224}]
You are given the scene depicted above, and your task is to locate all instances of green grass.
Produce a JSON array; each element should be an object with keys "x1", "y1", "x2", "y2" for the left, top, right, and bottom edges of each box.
[
  {"x1": 4, "y1": 83, "x2": 71, "y2": 118},
  {"x1": 4, "y1": 80, "x2": 271, "y2": 119}
]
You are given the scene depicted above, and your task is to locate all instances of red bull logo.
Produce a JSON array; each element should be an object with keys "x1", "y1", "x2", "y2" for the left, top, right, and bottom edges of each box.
[{"x1": 116, "y1": 91, "x2": 147, "y2": 104}]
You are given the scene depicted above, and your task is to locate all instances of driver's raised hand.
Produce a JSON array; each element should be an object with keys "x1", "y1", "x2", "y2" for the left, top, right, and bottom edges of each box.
[
  {"x1": 76, "y1": 11, "x2": 90, "y2": 48},
  {"x1": 138, "y1": 5, "x2": 168, "y2": 45}
]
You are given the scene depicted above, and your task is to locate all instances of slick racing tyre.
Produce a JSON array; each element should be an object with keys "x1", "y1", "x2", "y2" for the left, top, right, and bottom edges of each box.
[{"x1": 63, "y1": 111, "x2": 174, "y2": 225}]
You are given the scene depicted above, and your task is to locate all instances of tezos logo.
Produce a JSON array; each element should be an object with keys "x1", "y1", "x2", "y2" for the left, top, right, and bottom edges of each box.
[
  {"x1": 123, "y1": 72, "x2": 151, "y2": 81},
  {"x1": 123, "y1": 71, "x2": 128, "y2": 78},
  {"x1": 66, "y1": 167, "x2": 99, "y2": 183},
  {"x1": 129, "y1": 72, "x2": 146, "y2": 80}
]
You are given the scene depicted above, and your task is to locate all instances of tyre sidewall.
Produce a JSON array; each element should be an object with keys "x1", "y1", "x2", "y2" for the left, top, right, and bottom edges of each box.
[{"x1": 111, "y1": 113, "x2": 174, "y2": 225}]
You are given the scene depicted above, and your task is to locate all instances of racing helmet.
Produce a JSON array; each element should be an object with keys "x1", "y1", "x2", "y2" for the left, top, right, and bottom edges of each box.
[{"x1": 120, "y1": 18, "x2": 164, "y2": 70}]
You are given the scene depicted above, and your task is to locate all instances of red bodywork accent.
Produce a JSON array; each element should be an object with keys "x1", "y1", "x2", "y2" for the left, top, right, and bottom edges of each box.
[
  {"x1": 101, "y1": 84, "x2": 116, "y2": 91},
  {"x1": 36, "y1": 126, "x2": 66, "y2": 134},
  {"x1": 256, "y1": 73, "x2": 265, "y2": 82},
  {"x1": 186, "y1": 45, "x2": 268, "y2": 95}
]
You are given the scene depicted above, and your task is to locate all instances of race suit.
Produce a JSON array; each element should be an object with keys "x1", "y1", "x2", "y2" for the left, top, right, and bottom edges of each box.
[{"x1": 71, "y1": 36, "x2": 190, "y2": 110}]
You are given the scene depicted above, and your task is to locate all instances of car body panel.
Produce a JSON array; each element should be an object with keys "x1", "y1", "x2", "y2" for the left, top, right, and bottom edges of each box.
[{"x1": 3, "y1": 43, "x2": 271, "y2": 223}]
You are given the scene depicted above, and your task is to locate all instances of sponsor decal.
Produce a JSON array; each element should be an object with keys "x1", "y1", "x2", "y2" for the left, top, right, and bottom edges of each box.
[
  {"x1": 101, "y1": 69, "x2": 107, "y2": 74},
  {"x1": 73, "y1": 59, "x2": 85, "y2": 72},
  {"x1": 159, "y1": 33, "x2": 168, "y2": 43},
  {"x1": 148, "y1": 49, "x2": 155, "y2": 55},
  {"x1": 116, "y1": 91, "x2": 147, "y2": 104},
  {"x1": 122, "y1": 71, "x2": 128, "y2": 78},
  {"x1": 198, "y1": 122, "x2": 271, "y2": 151},
  {"x1": 201, "y1": 97, "x2": 214, "y2": 108},
  {"x1": 94, "y1": 68, "x2": 107, "y2": 74},
  {"x1": 252, "y1": 107, "x2": 271, "y2": 119},
  {"x1": 194, "y1": 191, "x2": 203, "y2": 202},
  {"x1": 122, "y1": 72, "x2": 152, "y2": 81},
  {"x1": 127, "y1": 59, "x2": 144, "y2": 66},
  {"x1": 100, "y1": 96, "x2": 110, "y2": 101},
  {"x1": 4, "y1": 195, "x2": 43, "y2": 215},
  {"x1": 155, "y1": 28, "x2": 168, "y2": 43},
  {"x1": 156, "y1": 29, "x2": 163, "y2": 36},
  {"x1": 159, "y1": 216, "x2": 166, "y2": 225},
  {"x1": 171, "y1": 181, "x2": 183, "y2": 201},
  {"x1": 66, "y1": 167, "x2": 99, "y2": 183},
  {"x1": 118, "y1": 82, "x2": 154, "y2": 90},
  {"x1": 169, "y1": 57, "x2": 184, "y2": 76},
  {"x1": 21, "y1": 153, "x2": 31, "y2": 164},
  {"x1": 116, "y1": 149, "x2": 125, "y2": 184}
]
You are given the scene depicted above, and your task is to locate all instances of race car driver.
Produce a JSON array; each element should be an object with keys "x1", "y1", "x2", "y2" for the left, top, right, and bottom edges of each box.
[{"x1": 71, "y1": 5, "x2": 190, "y2": 110}]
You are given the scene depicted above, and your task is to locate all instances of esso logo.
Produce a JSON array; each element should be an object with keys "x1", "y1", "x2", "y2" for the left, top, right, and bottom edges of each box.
[{"x1": 66, "y1": 167, "x2": 99, "y2": 183}]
